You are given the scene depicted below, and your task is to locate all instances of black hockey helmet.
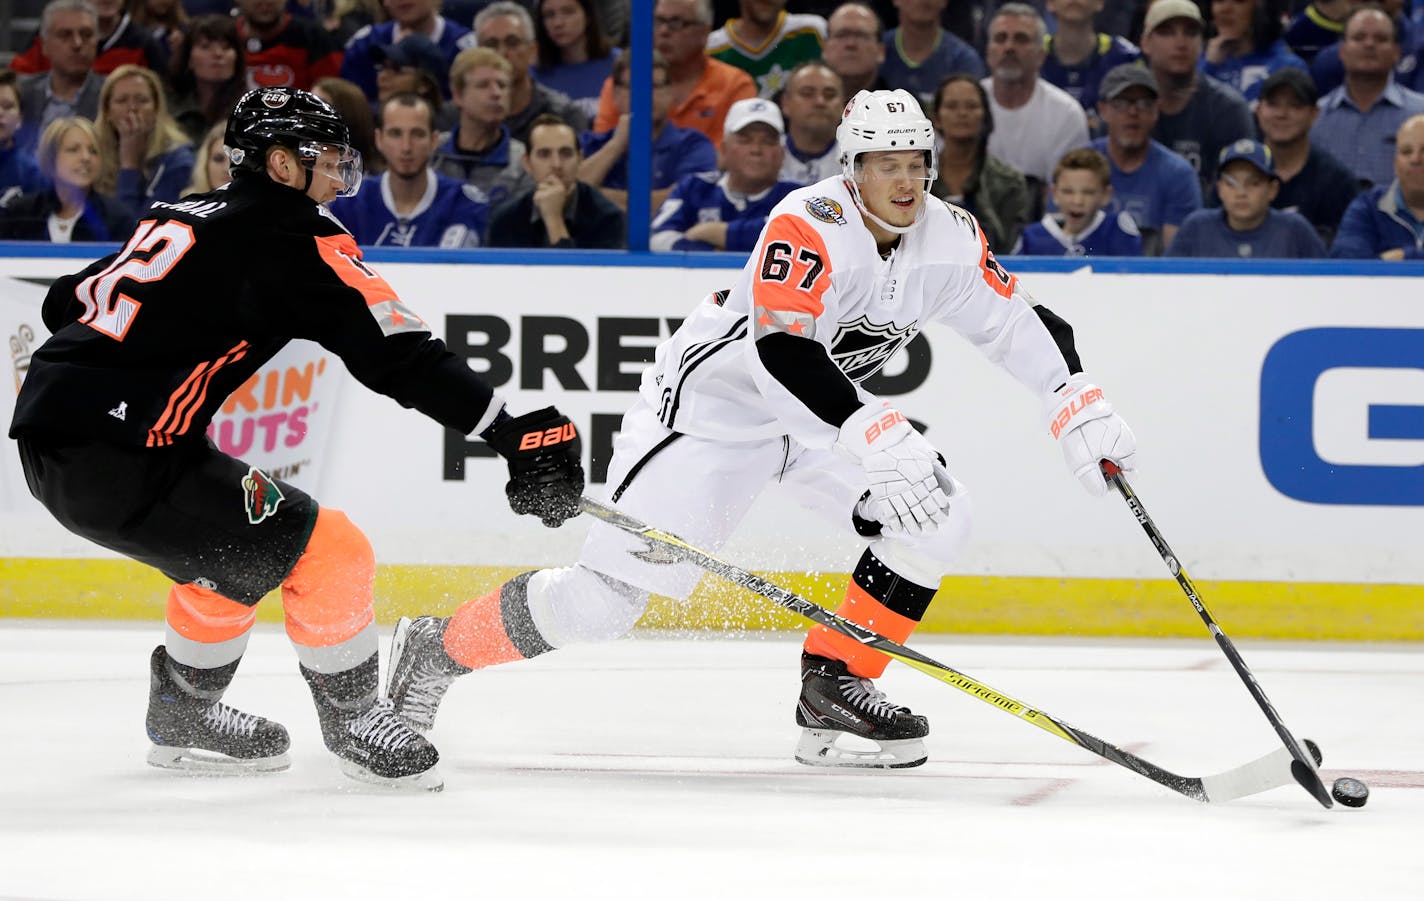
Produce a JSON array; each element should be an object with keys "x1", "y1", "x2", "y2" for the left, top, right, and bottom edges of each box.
[{"x1": 225, "y1": 87, "x2": 362, "y2": 196}]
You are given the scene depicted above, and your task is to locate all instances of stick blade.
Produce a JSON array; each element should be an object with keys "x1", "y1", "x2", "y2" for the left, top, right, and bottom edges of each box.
[{"x1": 1291, "y1": 758, "x2": 1334, "y2": 809}]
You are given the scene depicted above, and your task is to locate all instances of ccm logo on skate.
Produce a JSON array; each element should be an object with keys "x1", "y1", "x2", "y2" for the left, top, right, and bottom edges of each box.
[
  {"x1": 864, "y1": 411, "x2": 906, "y2": 444},
  {"x1": 1049, "y1": 387, "x2": 1104, "y2": 439},
  {"x1": 1260, "y1": 327, "x2": 1424, "y2": 506},
  {"x1": 518, "y1": 423, "x2": 578, "y2": 451}
]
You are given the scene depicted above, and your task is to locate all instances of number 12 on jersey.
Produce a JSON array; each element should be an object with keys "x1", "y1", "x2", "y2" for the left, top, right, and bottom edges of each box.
[{"x1": 76, "y1": 219, "x2": 197, "y2": 341}]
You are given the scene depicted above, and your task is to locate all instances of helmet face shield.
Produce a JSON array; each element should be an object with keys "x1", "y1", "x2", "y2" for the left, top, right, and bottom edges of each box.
[{"x1": 298, "y1": 141, "x2": 363, "y2": 197}]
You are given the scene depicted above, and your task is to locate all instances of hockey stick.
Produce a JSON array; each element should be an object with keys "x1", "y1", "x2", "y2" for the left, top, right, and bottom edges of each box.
[
  {"x1": 580, "y1": 495, "x2": 1312, "y2": 804},
  {"x1": 1099, "y1": 460, "x2": 1333, "y2": 809}
]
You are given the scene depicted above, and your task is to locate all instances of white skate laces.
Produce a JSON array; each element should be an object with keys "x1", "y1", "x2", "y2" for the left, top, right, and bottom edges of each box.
[
  {"x1": 345, "y1": 699, "x2": 421, "y2": 752},
  {"x1": 201, "y1": 703, "x2": 263, "y2": 738},
  {"x1": 838, "y1": 675, "x2": 902, "y2": 718}
]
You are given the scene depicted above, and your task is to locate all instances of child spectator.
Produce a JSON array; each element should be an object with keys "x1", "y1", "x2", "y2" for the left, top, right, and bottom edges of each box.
[
  {"x1": 1200, "y1": 0, "x2": 1308, "y2": 102},
  {"x1": 180, "y1": 119, "x2": 231, "y2": 196},
  {"x1": 650, "y1": 97, "x2": 800, "y2": 251},
  {"x1": 1090, "y1": 63, "x2": 1202, "y2": 255},
  {"x1": 880, "y1": 0, "x2": 984, "y2": 108},
  {"x1": 1041, "y1": 0, "x2": 1141, "y2": 128},
  {"x1": 167, "y1": 14, "x2": 246, "y2": 144},
  {"x1": 0, "y1": 116, "x2": 133, "y2": 242},
  {"x1": 931, "y1": 73, "x2": 1031, "y2": 254},
  {"x1": 0, "y1": 72, "x2": 47, "y2": 207},
  {"x1": 1168, "y1": 139, "x2": 1328, "y2": 257},
  {"x1": 707, "y1": 0, "x2": 826, "y2": 98},
  {"x1": 95, "y1": 64, "x2": 196, "y2": 211},
  {"x1": 1332, "y1": 114, "x2": 1424, "y2": 259},
  {"x1": 432, "y1": 47, "x2": 533, "y2": 209},
  {"x1": 1017, "y1": 147, "x2": 1142, "y2": 255},
  {"x1": 579, "y1": 52, "x2": 717, "y2": 215},
  {"x1": 778, "y1": 61, "x2": 844, "y2": 186},
  {"x1": 533, "y1": 0, "x2": 620, "y2": 122},
  {"x1": 331, "y1": 93, "x2": 490, "y2": 247},
  {"x1": 489, "y1": 113, "x2": 626, "y2": 247}
]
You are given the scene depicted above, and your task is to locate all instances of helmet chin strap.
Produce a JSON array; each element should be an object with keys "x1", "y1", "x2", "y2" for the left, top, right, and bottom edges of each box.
[{"x1": 844, "y1": 177, "x2": 926, "y2": 236}]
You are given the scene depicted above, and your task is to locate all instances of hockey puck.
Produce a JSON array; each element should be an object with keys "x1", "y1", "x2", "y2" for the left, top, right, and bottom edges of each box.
[
  {"x1": 1304, "y1": 738, "x2": 1322, "y2": 766},
  {"x1": 1331, "y1": 777, "x2": 1370, "y2": 808}
]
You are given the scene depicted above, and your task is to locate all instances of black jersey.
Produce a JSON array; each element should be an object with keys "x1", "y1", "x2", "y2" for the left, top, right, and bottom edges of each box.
[{"x1": 10, "y1": 173, "x2": 498, "y2": 449}]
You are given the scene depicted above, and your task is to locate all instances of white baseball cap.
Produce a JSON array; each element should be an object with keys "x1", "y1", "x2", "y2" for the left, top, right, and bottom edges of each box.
[{"x1": 724, "y1": 98, "x2": 785, "y2": 138}]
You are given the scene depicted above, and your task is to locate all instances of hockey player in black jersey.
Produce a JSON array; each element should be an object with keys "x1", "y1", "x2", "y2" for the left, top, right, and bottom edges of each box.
[{"x1": 8, "y1": 87, "x2": 583, "y2": 789}]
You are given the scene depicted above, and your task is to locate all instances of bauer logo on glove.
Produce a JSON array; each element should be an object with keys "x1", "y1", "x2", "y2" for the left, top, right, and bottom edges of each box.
[{"x1": 485, "y1": 407, "x2": 586, "y2": 527}]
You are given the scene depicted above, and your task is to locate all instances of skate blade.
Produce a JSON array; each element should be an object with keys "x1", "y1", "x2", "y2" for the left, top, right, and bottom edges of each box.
[
  {"x1": 146, "y1": 744, "x2": 290, "y2": 774},
  {"x1": 794, "y1": 729, "x2": 927, "y2": 769},
  {"x1": 337, "y1": 758, "x2": 444, "y2": 792},
  {"x1": 385, "y1": 617, "x2": 413, "y2": 699}
]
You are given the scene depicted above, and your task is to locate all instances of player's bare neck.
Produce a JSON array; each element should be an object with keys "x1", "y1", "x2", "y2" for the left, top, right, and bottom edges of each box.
[{"x1": 877, "y1": 236, "x2": 900, "y2": 258}]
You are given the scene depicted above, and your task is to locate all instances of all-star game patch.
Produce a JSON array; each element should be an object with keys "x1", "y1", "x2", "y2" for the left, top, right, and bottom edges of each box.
[
  {"x1": 805, "y1": 196, "x2": 847, "y2": 225},
  {"x1": 242, "y1": 466, "x2": 285, "y2": 525}
]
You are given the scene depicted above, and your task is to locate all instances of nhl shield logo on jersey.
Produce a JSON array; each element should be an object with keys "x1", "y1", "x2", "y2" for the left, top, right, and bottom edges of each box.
[
  {"x1": 830, "y1": 316, "x2": 917, "y2": 382},
  {"x1": 805, "y1": 197, "x2": 847, "y2": 225},
  {"x1": 242, "y1": 466, "x2": 285, "y2": 525}
]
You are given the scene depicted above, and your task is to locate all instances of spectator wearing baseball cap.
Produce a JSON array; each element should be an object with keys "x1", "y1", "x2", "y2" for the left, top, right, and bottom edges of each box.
[
  {"x1": 1249, "y1": 67, "x2": 1360, "y2": 246},
  {"x1": 1200, "y1": 0, "x2": 1309, "y2": 102},
  {"x1": 1088, "y1": 63, "x2": 1202, "y2": 255},
  {"x1": 1140, "y1": 0, "x2": 1254, "y2": 195},
  {"x1": 649, "y1": 97, "x2": 801, "y2": 251},
  {"x1": 1167, "y1": 138, "x2": 1328, "y2": 257},
  {"x1": 371, "y1": 35, "x2": 451, "y2": 127}
]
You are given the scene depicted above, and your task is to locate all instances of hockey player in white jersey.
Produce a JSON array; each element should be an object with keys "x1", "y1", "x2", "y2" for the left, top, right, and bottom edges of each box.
[{"x1": 387, "y1": 89, "x2": 1138, "y2": 768}]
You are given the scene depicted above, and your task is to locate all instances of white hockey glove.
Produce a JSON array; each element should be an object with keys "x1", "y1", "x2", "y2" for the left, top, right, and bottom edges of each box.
[
  {"x1": 1046, "y1": 376, "x2": 1137, "y2": 497},
  {"x1": 836, "y1": 402, "x2": 954, "y2": 536}
]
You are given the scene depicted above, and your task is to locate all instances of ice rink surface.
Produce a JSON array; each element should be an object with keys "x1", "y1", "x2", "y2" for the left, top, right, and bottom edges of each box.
[{"x1": 1, "y1": 622, "x2": 1419, "y2": 901}]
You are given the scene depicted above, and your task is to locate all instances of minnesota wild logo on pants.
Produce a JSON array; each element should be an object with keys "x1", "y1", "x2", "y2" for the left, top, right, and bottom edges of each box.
[{"x1": 242, "y1": 466, "x2": 285, "y2": 525}]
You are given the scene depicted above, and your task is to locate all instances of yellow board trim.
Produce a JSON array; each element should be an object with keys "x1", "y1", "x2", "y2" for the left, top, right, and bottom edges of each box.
[{"x1": 0, "y1": 558, "x2": 1419, "y2": 641}]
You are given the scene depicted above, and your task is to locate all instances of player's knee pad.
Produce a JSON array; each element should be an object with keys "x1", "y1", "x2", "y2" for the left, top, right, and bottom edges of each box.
[
  {"x1": 525, "y1": 564, "x2": 649, "y2": 647},
  {"x1": 876, "y1": 480, "x2": 973, "y2": 586},
  {"x1": 280, "y1": 507, "x2": 377, "y2": 672},
  {"x1": 164, "y1": 581, "x2": 256, "y2": 668}
]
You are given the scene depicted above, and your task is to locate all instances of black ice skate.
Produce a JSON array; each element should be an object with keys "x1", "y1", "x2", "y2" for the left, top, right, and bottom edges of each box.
[
  {"x1": 794, "y1": 652, "x2": 929, "y2": 769},
  {"x1": 303, "y1": 658, "x2": 443, "y2": 791},
  {"x1": 386, "y1": 615, "x2": 470, "y2": 734},
  {"x1": 145, "y1": 645, "x2": 291, "y2": 774}
]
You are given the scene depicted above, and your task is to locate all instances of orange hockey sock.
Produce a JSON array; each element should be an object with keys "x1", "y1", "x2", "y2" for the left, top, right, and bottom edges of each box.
[
  {"x1": 803, "y1": 549, "x2": 939, "y2": 679},
  {"x1": 281, "y1": 508, "x2": 375, "y2": 660}
]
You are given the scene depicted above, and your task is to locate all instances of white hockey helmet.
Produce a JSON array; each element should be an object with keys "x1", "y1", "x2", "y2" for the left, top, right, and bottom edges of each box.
[{"x1": 837, "y1": 89, "x2": 938, "y2": 234}]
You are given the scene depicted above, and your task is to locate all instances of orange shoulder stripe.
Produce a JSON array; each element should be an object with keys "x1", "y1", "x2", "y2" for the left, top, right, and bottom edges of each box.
[{"x1": 751, "y1": 213, "x2": 835, "y2": 319}]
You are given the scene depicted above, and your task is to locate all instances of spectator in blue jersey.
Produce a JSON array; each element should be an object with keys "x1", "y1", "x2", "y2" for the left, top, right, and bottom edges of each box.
[
  {"x1": 489, "y1": 113, "x2": 625, "y2": 247},
  {"x1": 1090, "y1": 63, "x2": 1202, "y2": 254},
  {"x1": 0, "y1": 117, "x2": 133, "y2": 243},
  {"x1": 1168, "y1": 139, "x2": 1328, "y2": 257},
  {"x1": 1041, "y1": 0, "x2": 1141, "y2": 130},
  {"x1": 1141, "y1": 0, "x2": 1253, "y2": 193},
  {"x1": 94, "y1": 64, "x2": 196, "y2": 211},
  {"x1": 342, "y1": 0, "x2": 479, "y2": 102},
  {"x1": 931, "y1": 73, "x2": 1031, "y2": 253},
  {"x1": 1200, "y1": 0, "x2": 1309, "y2": 101},
  {"x1": 1016, "y1": 147, "x2": 1143, "y2": 255},
  {"x1": 533, "y1": 0, "x2": 619, "y2": 123},
  {"x1": 1312, "y1": 4, "x2": 1424, "y2": 189},
  {"x1": 777, "y1": 61, "x2": 844, "y2": 186},
  {"x1": 650, "y1": 96, "x2": 800, "y2": 251},
  {"x1": 433, "y1": 47, "x2": 532, "y2": 208},
  {"x1": 476, "y1": 1, "x2": 591, "y2": 145},
  {"x1": 1285, "y1": 0, "x2": 1350, "y2": 63},
  {"x1": 1248, "y1": 67, "x2": 1359, "y2": 245},
  {"x1": 329, "y1": 93, "x2": 490, "y2": 247},
  {"x1": 0, "y1": 72, "x2": 47, "y2": 207},
  {"x1": 880, "y1": 0, "x2": 985, "y2": 109},
  {"x1": 1332, "y1": 113, "x2": 1424, "y2": 258},
  {"x1": 1311, "y1": 0, "x2": 1424, "y2": 94},
  {"x1": 578, "y1": 52, "x2": 717, "y2": 215}
]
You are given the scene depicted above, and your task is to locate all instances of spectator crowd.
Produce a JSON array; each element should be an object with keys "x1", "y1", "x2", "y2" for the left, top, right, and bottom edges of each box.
[{"x1": 2, "y1": 0, "x2": 1422, "y2": 260}]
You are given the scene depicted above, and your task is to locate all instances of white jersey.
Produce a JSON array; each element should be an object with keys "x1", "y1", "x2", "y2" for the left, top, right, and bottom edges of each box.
[{"x1": 638, "y1": 176, "x2": 1076, "y2": 448}]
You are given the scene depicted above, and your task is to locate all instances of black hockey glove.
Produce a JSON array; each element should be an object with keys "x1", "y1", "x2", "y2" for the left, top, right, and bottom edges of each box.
[{"x1": 483, "y1": 406, "x2": 585, "y2": 527}]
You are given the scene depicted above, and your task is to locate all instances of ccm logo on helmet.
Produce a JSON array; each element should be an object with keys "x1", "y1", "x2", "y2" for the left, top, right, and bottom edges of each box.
[
  {"x1": 864, "y1": 410, "x2": 907, "y2": 444},
  {"x1": 260, "y1": 90, "x2": 290, "y2": 109},
  {"x1": 1049, "y1": 387, "x2": 1104, "y2": 439},
  {"x1": 518, "y1": 423, "x2": 578, "y2": 451}
]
